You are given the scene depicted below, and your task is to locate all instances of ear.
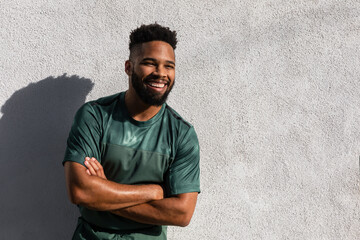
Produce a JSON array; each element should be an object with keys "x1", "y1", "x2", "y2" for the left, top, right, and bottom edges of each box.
[{"x1": 125, "y1": 60, "x2": 133, "y2": 76}]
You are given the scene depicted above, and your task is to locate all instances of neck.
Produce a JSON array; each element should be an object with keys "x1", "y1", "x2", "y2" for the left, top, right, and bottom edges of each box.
[{"x1": 124, "y1": 89, "x2": 163, "y2": 122}]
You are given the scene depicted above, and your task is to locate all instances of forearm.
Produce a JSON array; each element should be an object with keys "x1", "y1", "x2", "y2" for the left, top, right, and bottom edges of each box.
[
  {"x1": 72, "y1": 177, "x2": 159, "y2": 210},
  {"x1": 65, "y1": 162, "x2": 163, "y2": 211},
  {"x1": 112, "y1": 192, "x2": 198, "y2": 227}
]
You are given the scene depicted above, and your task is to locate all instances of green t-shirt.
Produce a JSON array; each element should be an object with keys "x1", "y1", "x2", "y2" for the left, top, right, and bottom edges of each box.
[{"x1": 63, "y1": 92, "x2": 200, "y2": 234}]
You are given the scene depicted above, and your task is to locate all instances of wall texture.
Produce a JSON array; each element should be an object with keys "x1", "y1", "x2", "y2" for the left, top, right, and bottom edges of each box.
[{"x1": 1, "y1": 0, "x2": 360, "y2": 239}]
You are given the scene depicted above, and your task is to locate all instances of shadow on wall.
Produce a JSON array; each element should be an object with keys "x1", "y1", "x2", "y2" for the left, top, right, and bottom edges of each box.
[{"x1": 0, "y1": 74, "x2": 94, "y2": 239}]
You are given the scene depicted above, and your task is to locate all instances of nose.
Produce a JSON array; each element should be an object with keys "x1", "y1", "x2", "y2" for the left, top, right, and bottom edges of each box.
[{"x1": 154, "y1": 65, "x2": 167, "y2": 78}]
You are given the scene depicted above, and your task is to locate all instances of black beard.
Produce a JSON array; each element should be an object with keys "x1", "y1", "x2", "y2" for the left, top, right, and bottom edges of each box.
[{"x1": 131, "y1": 71, "x2": 174, "y2": 106}]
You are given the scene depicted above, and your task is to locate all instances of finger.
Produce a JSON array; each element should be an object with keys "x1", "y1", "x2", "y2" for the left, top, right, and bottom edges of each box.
[
  {"x1": 84, "y1": 157, "x2": 93, "y2": 175},
  {"x1": 88, "y1": 158, "x2": 101, "y2": 174},
  {"x1": 90, "y1": 158, "x2": 101, "y2": 170},
  {"x1": 84, "y1": 159, "x2": 97, "y2": 175},
  {"x1": 91, "y1": 158, "x2": 106, "y2": 178}
]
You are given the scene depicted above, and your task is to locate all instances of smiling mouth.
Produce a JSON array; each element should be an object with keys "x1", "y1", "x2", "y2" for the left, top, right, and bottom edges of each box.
[
  {"x1": 147, "y1": 82, "x2": 166, "y2": 88},
  {"x1": 145, "y1": 79, "x2": 169, "y2": 90}
]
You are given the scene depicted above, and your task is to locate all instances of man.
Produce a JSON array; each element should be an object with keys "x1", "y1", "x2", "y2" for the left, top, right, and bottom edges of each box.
[{"x1": 63, "y1": 23, "x2": 200, "y2": 239}]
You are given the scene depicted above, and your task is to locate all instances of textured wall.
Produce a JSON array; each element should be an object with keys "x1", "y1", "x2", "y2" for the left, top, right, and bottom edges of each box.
[{"x1": 1, "y1": 0, "x2": 360, "y2": 239}]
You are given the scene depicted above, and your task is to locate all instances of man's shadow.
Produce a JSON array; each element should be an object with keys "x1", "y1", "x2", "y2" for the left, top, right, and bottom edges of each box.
[{"x1": 0, "y1": 74, "x2": 94, "y2": 239}]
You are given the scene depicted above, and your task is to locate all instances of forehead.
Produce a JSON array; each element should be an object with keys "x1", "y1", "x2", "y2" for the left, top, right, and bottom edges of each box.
[{"x1": 136, "y1": 41, "x2": 175, "y2": 62}]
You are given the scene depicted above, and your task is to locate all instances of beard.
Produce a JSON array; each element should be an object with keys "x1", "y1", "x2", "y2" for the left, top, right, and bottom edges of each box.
[{"x1": 131, "y1": 71, "x2": 174, "y2": 106}]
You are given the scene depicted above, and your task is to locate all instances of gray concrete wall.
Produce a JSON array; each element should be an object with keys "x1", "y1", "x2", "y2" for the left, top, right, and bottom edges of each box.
[{"x1": 1, "y1": 0, "x2": 359, "y2": 239}]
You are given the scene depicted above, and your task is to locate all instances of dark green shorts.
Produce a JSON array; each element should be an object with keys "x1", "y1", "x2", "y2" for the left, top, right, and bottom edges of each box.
[{"x1": 72, "y1": 218, "x2": 167, "y2": 240}]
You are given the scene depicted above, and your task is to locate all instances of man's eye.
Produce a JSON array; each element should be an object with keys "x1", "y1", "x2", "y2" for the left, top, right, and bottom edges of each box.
[
  {"x1": 143, "y1": 62, "x2": 155, "y2": 66},
  {"x1": 165, "y1": 65, "x2": 175, "y2": 69}
]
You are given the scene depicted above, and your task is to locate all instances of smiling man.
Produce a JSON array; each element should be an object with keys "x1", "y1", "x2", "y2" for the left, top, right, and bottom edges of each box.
[{"x1": 63, "y1": 23, "x2": 200, "y2": 239}]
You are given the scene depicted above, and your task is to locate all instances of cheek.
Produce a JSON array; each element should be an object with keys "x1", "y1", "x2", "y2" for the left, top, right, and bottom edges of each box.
[
  {"x1": 138, "y1": 66, "x2": 154, "y2": 75},
  {"x1": 170, "y1": 74, "x2": 175, "y2": 83},
  {"x1": 169, "y1": 77, "x2": 175, "y2": 88},
  {"x1": 168, "y1": 70, "x2": 175, "y2": 80}
]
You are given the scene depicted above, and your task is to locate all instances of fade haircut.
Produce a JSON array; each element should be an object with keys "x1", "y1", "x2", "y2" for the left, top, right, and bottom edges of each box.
[{"x1": 129, "y1": 23, "x2": 177, "y2": 58}]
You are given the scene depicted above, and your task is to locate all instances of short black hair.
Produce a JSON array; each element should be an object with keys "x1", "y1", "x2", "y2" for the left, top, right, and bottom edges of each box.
[{"x1": 129, "y1": 23, "x2": 177, "y2": 51}]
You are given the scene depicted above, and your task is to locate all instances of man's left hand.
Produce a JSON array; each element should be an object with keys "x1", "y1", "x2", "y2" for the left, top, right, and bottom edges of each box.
[{"x1": 84, "y1": 157, "x2": 107, "y2": 180}]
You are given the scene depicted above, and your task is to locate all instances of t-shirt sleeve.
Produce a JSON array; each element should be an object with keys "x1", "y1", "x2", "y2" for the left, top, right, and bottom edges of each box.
[
  {"x1": 166, "y1": 127, "x2": 200, "y2": 195},
  {"x1": 63, "y1": 103, "x2": 102, "y2": 166}
]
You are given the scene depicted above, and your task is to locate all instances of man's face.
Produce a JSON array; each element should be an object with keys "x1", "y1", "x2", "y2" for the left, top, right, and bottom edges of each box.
[{"x1": 128, "y1": 41, "x2": 175, "y2": 106}]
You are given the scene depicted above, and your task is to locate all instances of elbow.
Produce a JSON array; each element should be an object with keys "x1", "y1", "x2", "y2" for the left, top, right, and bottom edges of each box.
[
  {"x1": 178, "y1": 221, "x2": 190, "y2": 227},
  {"x1": 67, "y1": 186, "x2": 101, "y2": 210},
  {"x1": 69, "y1": 193, "x2": 81, "y2": 205},
  {"x1": 177, "y1": 213, "x2": 193, "y2": 227},
  {"x1": 172, "y1": 195, "x2": 197, "y2": 227},
  {"x1": 178, "y1": 217, "x2": 191, "y2": 227},
  {"x1": 67, "y1": 186, "x2": 87, "y2": 205}
]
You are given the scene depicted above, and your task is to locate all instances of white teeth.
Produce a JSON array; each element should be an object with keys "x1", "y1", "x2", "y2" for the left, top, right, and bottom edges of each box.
[{"x1": 148, "y1": 82, "x2": 165, "y2": 88}]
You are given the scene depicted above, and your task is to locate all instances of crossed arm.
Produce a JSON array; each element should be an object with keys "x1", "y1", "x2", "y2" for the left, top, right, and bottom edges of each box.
[{"x1": 64, "y1": 157, "x2": 198, "y2": 226}]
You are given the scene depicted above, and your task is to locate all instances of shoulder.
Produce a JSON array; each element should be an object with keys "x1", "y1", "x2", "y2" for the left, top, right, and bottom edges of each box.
[
  {"x1": 164, "y1": 104, "x2": 198, "y2": 144},
  {"x1": 74, "y1": 92, "x2": 122, "y2": 123},
  {"x1": 88, "y1": 92, "x2": 121, "y2": 108},
  {"x1": 164, "y1": 104, "x2": 192, "y2": 129},
  {"x1": 80, "y1": 93, "x2": 121, "y2": 113}
]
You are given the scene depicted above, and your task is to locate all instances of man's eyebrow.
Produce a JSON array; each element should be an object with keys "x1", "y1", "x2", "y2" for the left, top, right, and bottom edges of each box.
[
  {"x1": 141, "y1": 58, "x2": 157, "y2": 62},
  {"x1": 141, "y1": 58, "x2": 175, "y2": 66},
  {"x1": 165, "y1": 60, "x2": 175, "y2": 66}
]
